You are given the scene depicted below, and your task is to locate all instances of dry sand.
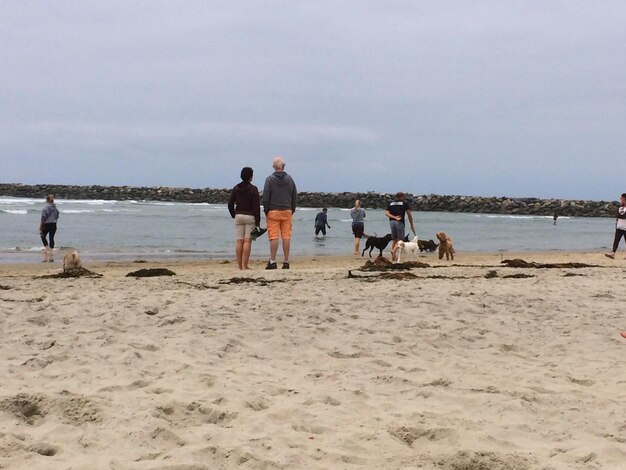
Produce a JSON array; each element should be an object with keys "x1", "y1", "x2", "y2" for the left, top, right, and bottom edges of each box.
[{"x1": 1, "y1": 251, "x2": 625, "y2": 469}]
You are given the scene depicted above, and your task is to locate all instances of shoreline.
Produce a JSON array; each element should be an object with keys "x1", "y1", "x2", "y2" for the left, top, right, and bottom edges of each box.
[{"x1": 0, "y1": 249, "x2": 618, "y2": 273}]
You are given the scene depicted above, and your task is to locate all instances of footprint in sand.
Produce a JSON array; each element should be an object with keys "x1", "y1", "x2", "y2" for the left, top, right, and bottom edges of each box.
[
  {"x1": 153, "y1": 401, "x2": 237, "y2": 427},
  {"x1": 244, "y1": 397, "x2": 271, "y2": 411},
  {"x1": 149, "y1": 426, "x2": 186, "y2": 448},
  {"x1": 434, "y1": 450, "x2": 531, "y2": 470},
  {"x1": 388, "y1": 426, "x2": 456, "y2": 447},
  {"x1": 567, "y1": 376, "x2": 595, "y2": 386},
  {"x1": 0, "y1": 392, "x2": 101, "y2": 426},
  {"x1": 28, "y1": 442, "x2": 60, "y2": 457}
]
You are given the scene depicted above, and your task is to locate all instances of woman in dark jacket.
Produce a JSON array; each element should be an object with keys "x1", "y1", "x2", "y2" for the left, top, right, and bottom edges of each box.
[
  {"x1": 40, "y1": 194, "x2": 60, "y2": 262},
  {"x1": 228, "y1": 167, "x2": 261, "y2": 270}
]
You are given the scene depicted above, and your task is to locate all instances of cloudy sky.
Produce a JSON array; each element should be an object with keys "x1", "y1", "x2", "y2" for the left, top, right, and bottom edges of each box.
[{"x1": 2, "y1": 1, "x2": 625, "y2": 199}]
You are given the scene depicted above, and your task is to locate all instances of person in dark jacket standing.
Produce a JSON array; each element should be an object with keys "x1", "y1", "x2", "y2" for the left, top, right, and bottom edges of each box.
[
  {"x1": 40, "y1": 194, "x2": 60, "y2": 262},
  {"x1": 228, "y1": 167, "x2": 261, "y2": 270},
  {"x1": 314, "y1": 208, "x2": 331, "y2": 237},
  {"x1": 262, "y1": 156, "x2": 297, "y2": 269}
]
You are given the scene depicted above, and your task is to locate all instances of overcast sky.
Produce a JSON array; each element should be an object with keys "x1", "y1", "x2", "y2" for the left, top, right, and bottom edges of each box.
[{"x1": 2, "y1": 1, "x2": 625, "y2": 200}]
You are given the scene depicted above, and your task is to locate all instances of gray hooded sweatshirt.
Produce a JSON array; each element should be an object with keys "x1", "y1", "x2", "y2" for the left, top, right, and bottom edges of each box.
[
  {"x1": 262, "y1": 171, "x2": 297, "y2": 214},
  {"x1": 41, "y1": 202, "x2": 60, "y2": 224}
]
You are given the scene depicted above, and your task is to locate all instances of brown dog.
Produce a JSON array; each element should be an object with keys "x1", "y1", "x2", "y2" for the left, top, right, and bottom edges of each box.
[
  {"x1": 63, "y1": 250, "x2": 82, "y2": 272},
  {"x1": 436, "y1": 232, "x2": 454, "y2": 260}
]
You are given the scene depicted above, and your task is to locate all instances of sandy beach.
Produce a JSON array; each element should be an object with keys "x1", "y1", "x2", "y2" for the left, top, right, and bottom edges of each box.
[{"x1": 1, "y1": 251, "x2": 625, "y2": 469}]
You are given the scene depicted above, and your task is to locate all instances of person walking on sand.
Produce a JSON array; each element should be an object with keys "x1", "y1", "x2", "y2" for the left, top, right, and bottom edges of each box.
[
  {"x1": 384, "y1": 192, "x2": 415, "y2": 263},
  {"x1": 605, "y1": 193, "x2": 626, "y2": 259},
  {"x1": 228, "y1": 167, "x2": 261, "y2": 270},
  {"x1": 39, "y1": 194, "x2": 60, "y2": 262},
  {"x1": 262, "y1": 156, "x2": 297, "y2": 269},
  {"x1": 350, "y1": 199, "x2": 366, "y2": 255},
  {"x1": 314, "y1": 208, "x2": 331, "y2": 237}
]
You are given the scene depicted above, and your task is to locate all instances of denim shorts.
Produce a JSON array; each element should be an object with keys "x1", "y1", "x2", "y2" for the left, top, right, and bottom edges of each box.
[{"x1": 390, "y1": 220, "x2": 405, "y2": 240}]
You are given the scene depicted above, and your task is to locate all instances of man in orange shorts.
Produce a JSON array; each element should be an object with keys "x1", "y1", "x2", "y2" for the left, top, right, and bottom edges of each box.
[{"x1": 262, "y1": 156, "x2": 297, "y2": 269}]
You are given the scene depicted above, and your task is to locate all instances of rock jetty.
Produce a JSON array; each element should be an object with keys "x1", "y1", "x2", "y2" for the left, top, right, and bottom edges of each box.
[{"x1": 0, "y1": 183, "x2": 618, "y2": 218}]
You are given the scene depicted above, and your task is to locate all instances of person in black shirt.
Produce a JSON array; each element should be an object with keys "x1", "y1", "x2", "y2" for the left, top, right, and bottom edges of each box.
[{"x1": 384, "y1": 192, "x2": 415, "y2": 263}]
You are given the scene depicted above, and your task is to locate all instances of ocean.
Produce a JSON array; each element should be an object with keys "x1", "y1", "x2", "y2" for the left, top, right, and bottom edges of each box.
[{"x1": 0, "y1": 196, "x2": 615, "y2": 263}]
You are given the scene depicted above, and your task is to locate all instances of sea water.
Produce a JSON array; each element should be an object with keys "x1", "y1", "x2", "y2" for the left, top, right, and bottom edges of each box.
[{"x1": 0, "y1": 196, "x2": 615, "y2": 263}]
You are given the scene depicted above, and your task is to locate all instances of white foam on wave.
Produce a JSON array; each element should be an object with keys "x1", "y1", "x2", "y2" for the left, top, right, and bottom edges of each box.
[
  {"x1": 63, "y1": 209, "x2": 95, "y2": 214},
  {"x1": 56, "y1": 199, "x2": 118, "y2": 205},
  {"x1": 0, "y1": 209, "x2": 28, "y2": 215},
  {"x1": 482, "y1": 214, "x2": 554, "y2": 220},
  {"x1": 1, "y1": 246, "x2": 45, "y2": 252},
  {"x1": 103, "y1": 208, "x2": 142, "y2": 213},
  {"x1": 0, "y1": 198, "x2": 38, "y2": 205}
]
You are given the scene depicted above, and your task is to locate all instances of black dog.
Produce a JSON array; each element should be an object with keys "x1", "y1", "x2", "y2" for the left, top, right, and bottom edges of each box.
[
  {"x1": 418, "y1": 239, "x2": 439, "y2": 252},
  {"x1": 362, "y1": 234, "x2": 392, "y2": 258}
]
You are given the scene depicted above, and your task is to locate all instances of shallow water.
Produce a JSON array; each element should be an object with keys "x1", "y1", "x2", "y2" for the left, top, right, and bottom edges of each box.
[{"x1": 0, "y1": 197, "x2": 615, "y2": 263}]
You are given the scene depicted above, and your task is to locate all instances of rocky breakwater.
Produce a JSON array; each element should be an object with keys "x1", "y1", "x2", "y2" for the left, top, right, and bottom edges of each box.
[
  {"x1": 0, "y1": 184, "x2": 618, "y2": 217},
  {"x1": 297, "y1": 192, "x2": 618, "y2": 217},
  {"x1": 0, "y1": 184, "x2": 230, "y2": 203}
]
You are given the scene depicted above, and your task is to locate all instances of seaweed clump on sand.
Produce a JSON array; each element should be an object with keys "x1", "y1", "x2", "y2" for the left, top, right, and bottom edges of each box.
[
  {"x1": 349, "y1": 270, "x2": 417, "y2": 281},
  {"x1": 126, "y1": 268, "x2": 176, "y2": 277},
  {"x1": 484, "y1": 270, "x2": 534, "y2": 279},
  {"x1": 37, "y1": 267, "x2": 103, "y2": 279},
  {"x1": 501, "y1": 259, "x2": 597, "y2": 269},
  {"x1": 361, "y1": 257, "x2": 430, "y2": 271},
  {"x1": 218, "y1": 277, "x2": 290, "y2": 286}
]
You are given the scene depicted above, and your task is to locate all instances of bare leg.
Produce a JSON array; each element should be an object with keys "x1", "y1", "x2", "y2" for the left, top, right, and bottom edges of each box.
[
  {"x1": 391, "y1": 240, "x2": 398, "y2": 262},
  {"x1": 353, "y1": 238, "x2": 360, "y2": 255},
  {"x1": 235, "y1": 239, "x2": 244, "y2": 269},
  {"x1": 282, "y1": 239, "x2": 291, "y2": 263},
  {"x1": 270, "y1": 239, "x2": 279, "y2": 261},
  {"x1": 242, "y1": 238, "x2": 252, "y2": 269}
]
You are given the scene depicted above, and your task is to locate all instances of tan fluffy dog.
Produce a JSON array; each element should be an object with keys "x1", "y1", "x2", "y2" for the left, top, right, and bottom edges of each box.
[
  {"x1": 63, "y1": 250, "x2": 82, "y2": 272},
  {"x1": 436, "y1": 232, "x2": 454, "y2": 260}
]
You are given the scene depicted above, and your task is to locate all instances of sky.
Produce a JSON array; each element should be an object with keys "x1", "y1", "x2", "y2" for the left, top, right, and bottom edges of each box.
[{"x1": 2, "y1": 1, "x2": 625, "y2": 200}]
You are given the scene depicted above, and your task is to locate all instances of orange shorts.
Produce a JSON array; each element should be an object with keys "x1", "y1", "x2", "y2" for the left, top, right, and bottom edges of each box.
[{"x1": 266, "y1": 210, "x2": 293, "y2": 240}]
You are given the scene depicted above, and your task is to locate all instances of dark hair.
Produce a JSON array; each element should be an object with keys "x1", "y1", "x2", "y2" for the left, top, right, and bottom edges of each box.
[
  {"x1": 395, "y1": 192, "x2": 405, "y2": 200},
  {"x1": 241, "y1": 167, "x2": 253, "y2": 182},
  {"x1": 621, "y1": 193, "x2": 626, "y2": 199}
]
